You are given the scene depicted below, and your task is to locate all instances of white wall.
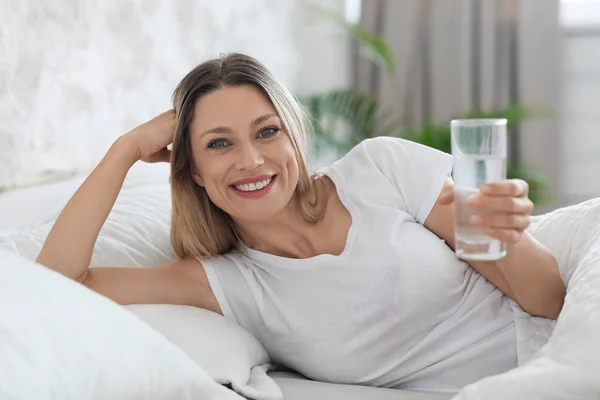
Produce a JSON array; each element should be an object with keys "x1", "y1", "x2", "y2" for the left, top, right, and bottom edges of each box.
[
  {"x1": 291, "y1": 0, "x2": 352, "y2": 95},
  {"x1": 0, "y1": 0, "x2": 351, "y2": 188}
]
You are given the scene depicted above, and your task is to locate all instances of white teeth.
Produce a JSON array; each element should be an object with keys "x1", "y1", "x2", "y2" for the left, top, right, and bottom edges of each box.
[{"x1": 234, "y1": 178, "x2": 272, "y2": 192}]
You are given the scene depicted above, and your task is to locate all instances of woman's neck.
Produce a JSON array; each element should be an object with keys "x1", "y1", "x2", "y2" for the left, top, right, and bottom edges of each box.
[{"x1": 234, "y1": 178, "x2": 332, "y2": 259}]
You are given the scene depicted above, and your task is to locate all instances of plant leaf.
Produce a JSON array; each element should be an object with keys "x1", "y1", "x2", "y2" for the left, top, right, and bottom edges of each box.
[
  {"x1": 321, "y1": 10, "x2": 395, "y2": 74},
  {"x1": 464, "y1": 104, "x2": 554, "y2": 130}
]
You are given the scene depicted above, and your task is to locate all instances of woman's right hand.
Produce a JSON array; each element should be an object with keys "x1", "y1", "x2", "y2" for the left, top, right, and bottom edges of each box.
[{"x1": 123, "y1": 110, "x2": 176, "y2": 163}]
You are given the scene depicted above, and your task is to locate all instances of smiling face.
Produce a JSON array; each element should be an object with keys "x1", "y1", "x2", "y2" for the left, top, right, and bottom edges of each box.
[{"x1": 189, "y1": 84, "x2": 300, "y2": 223}]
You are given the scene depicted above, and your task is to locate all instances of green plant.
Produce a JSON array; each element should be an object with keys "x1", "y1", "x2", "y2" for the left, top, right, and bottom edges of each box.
[
  {"x1": 301, "y1": 89, "x2": 398, "y2": 151},
  {"x1": 301, "y1": 11, "x2": 551, "y2": 204}
]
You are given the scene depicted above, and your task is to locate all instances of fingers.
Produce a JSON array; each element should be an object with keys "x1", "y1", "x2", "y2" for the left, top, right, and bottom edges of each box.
[
  {"x1": 146, "y1": 148, "x2": 172, "y2": 163},
  {"x1": 158, "y1": 148, "x2": 172, "y2": 163},
  {"x1": 458, "y1": 179, "x2": 533, "y2": 246},
  {"x1": 483, "y1": 228, "x2": 523, "y2": 246},
  {"x1": 467, "y1": 194, "x2": 534, "y2": 215},
  {"x1": 481, "y1": 179, "x2": 529, "y2": 197},
  {"x1": 470, "y1": 213, "x2": 530, "y2": 231}
]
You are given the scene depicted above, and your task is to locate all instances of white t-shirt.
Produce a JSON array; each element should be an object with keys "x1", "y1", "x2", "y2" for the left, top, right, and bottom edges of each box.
[{"x1": 202, "y1": 137, "x2": 517, "y2": 393}]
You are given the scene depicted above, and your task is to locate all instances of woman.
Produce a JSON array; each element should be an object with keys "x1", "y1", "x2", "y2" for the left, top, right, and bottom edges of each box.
[{"x1": 37, "y1": 53, "x2": 565, "y2": 393}]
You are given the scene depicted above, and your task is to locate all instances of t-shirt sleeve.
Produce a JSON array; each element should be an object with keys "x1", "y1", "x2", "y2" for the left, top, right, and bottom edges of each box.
[
  {"x1": 362, "y1": 137, "x2": 454, "y2": 224},
  {"x1": 200, "y1": 253, "x2": 264, "y2": 339}
]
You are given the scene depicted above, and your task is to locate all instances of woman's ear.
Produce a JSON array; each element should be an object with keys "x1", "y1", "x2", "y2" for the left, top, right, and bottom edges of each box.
[{"x1": 192, "y1": 171, "x2": 205, "y2": 187}]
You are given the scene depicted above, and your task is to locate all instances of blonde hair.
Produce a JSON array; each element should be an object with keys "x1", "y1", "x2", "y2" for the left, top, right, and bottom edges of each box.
[{"x1": 170, "y1": 53, "x2": 324, "y2": 259}]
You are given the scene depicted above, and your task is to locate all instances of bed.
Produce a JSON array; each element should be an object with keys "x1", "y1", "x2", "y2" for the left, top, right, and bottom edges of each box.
[{"x1": 1, "y1": 162, "x2": 598, "y2": 400}]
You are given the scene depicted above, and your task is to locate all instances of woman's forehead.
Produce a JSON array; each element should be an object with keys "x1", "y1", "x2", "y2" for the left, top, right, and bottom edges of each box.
[{"x1": 191, "y1": 85, "x2": 278, "y2": 131}]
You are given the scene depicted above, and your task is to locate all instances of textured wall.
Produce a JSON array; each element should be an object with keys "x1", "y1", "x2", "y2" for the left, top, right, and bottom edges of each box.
[{"x1": 0, "y1": 0, "x2": 350, "y2": 188}]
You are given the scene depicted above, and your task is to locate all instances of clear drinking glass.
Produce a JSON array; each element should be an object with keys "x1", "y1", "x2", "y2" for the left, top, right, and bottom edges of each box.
[{"x1": 451, "y1": 119, "x2": 507, "y2": 261}]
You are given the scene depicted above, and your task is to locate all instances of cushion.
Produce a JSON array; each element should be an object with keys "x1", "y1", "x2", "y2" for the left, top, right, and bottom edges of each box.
[
  {"x1": 0, "y1": 163, "x2": 282, "y2": 400},
  {"x1": 0, "y1": 248, "x2": 242, "y2": 400},
  {"x1": 128, "y1": 304, "x2": 282, "y2": 400}
]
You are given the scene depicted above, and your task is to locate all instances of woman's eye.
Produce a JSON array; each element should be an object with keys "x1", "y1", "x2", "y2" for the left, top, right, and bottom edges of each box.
[
  {"x1": 207, "y1": 139, "x2": 229, "y2": 149},
  {"x1": 257, "y1": 127, "x2": 279, "y2": 138}
]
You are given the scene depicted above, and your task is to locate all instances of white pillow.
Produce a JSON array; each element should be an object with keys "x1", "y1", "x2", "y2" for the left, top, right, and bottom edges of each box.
[
  {"x1": 0, "y1": 163, "x2": 283, "y2": 400},
  {"x1": 128, "y1": 305, "x2": 282, "y2": 400},
  {"x1": 0, "y1": 249, "x2": 242, "y2": 400},
  {"x1": 0, "y1": 163, "x2": 176, "y2": 268}
]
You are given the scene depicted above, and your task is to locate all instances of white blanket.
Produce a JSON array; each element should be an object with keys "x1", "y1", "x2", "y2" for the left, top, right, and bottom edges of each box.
[{"x1": 453, "y1": 198, "x2": 600, "y2": 400}]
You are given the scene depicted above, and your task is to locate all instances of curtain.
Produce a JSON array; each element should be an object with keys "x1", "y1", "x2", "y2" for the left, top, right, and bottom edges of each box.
[{"x1": 355, "y1": 0, "x2": 561, "y2": 211}]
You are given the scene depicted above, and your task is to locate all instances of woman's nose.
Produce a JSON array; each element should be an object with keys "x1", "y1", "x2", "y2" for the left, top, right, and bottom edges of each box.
[{"x1": 235, "y1": 143, "x2": 264, "y2": 171}]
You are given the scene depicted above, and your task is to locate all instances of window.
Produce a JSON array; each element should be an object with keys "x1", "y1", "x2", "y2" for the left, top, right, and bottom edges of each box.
[{"x1": 559, "y1": 0, "x2": 600, "y2": 205}]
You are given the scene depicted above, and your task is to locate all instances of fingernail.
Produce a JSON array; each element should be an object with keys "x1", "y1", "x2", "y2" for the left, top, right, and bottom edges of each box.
[{"x1": 470, "y1": 215, "x2": 482, "y2": 225}]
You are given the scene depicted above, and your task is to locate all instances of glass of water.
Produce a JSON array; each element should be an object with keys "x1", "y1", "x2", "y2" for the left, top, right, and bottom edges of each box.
[{"x1": 451, "y1": 119, "x2": 507, "y2": 261}]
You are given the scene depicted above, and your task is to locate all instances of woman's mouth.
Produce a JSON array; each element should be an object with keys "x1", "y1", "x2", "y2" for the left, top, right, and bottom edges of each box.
[{"x1": 230, "y1": 175, "x2": 277, "y2": 199}]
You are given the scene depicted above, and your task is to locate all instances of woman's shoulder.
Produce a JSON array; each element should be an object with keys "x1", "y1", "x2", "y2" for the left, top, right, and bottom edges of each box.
[
  {"x1": 203, "y1": 248, "x2": 249, "y2": 267},
  {"x1": 360, "y1": 136, "x2": 449, "y2": 160},
  {"x1": 324, "y1": 137, "x2": 386, "y2": 170},
  {"x1": 322, "y1": 136, "x2": 427, "y2": 176},
  {"x1": 344, "y1": 136, "x2": 399, "y2": 158}
]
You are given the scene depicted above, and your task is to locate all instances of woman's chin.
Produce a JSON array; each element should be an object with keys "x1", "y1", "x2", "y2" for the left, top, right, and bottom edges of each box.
[{"x1": 226, "y1": 199, "x2": 290, "y2": 225}]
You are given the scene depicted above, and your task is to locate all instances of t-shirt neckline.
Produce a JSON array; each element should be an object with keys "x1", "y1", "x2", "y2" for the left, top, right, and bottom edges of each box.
[{"x1": 240, "y1": 167, "x2": 361, "y2": 267}]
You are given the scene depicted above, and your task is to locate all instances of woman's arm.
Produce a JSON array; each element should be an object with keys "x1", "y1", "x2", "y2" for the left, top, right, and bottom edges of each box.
[
  {"x1": 35, "y1": 111, "x2": 221, "y2": 312},
  {"x1": 425, "y1": 178, "x2": 565, "y2": 319},
  {"x1": 36, "y1": 138, "x2": 138, "y2": 281},
  {"x1": 36, "y1": 111, "x2": 174, "y2": 280},
  {"x1": 491, "y1": 232, "x2": 564, "y2": 318}
]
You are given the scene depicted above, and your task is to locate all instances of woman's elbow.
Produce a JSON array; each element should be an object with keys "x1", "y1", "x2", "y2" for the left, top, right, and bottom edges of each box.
[{"x1": 522, "y1": 283, "x2": 566, "y2": 319}]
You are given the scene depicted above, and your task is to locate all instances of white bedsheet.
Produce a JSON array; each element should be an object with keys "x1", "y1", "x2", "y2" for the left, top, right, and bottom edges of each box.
[{"x1": 454, "y1": 198, "x2": 600, "y2": 399}]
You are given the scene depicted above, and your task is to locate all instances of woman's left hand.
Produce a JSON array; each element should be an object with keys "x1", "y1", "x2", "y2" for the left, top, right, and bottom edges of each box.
[{"x1": 439, "y1": 179, "x2": 535, "y2": 246}]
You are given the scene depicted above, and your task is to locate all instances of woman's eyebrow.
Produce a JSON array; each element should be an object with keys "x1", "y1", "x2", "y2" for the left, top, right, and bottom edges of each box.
[
  {"x1": 251, "y1": 113, "x2": 279, "y2": 127},
  {"x1": 201, "y1": 126, "x2": 232, "y2": 137},
  {"x1": 200, "y1": 113, "x2": 279, "y2": 138}
]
